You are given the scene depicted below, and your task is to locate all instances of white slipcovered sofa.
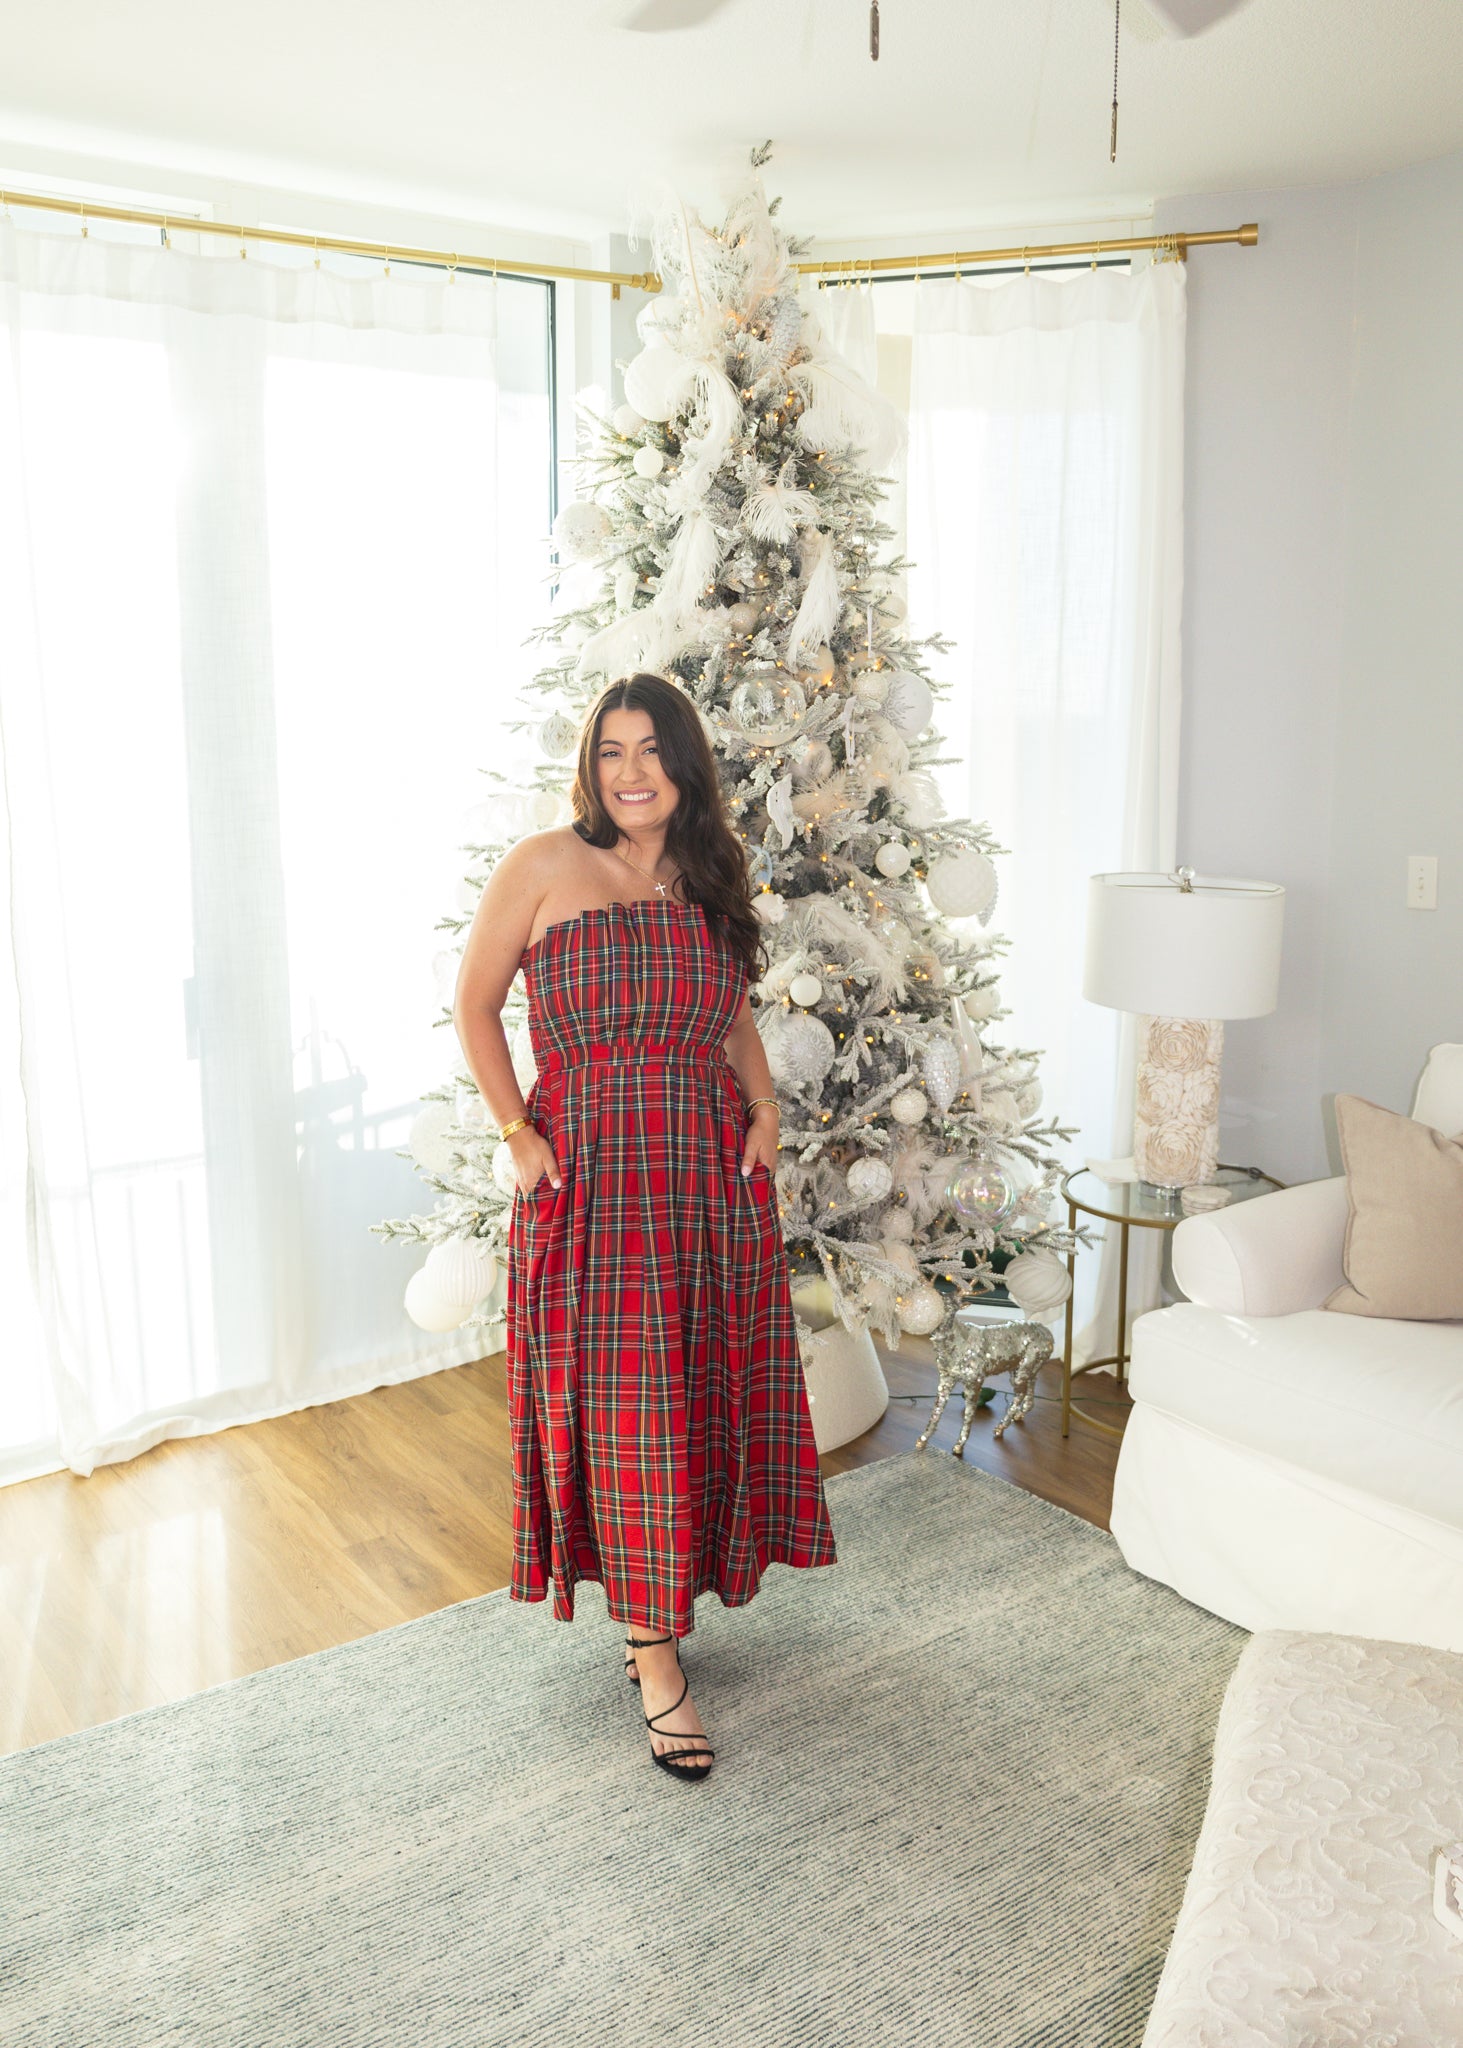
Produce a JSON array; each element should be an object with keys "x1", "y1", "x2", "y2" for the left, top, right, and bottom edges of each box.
[{"x1": 1110, "y1": 1044, "x2": 1463, "y2": 1656}]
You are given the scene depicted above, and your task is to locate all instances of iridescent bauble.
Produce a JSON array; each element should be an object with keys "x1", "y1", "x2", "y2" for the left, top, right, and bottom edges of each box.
[
  {"x1": 891, "y1": 1086, "x2": 929, "y2": 1125},
  {"x1": 920, "y1": 1035, "x2": 961, "y2": 1114},
  {"x1": 846, "y1": 1155, "x2": 893, "y2": 1204},
  {"x1": 896, "y1": 1281, "x2": 945, "y2": 1335},
  {"x1": 875, "y1": 840, "x2": 912, "y2": 878},
  {"x1": 945, "y1": 1159, "x2": 1016, "y2": 1225},
  {"x1": 731, "y1": 679, "x2": 780, "y2": 726}
]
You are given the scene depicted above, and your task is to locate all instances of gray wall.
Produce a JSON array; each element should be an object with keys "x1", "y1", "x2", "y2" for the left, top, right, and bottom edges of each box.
[{"x1": 1156, "y1": 155, "x2": 1463, "y2": 1183}]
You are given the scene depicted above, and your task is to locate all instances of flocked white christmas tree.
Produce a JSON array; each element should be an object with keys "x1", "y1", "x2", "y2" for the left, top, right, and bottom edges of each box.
[{"x1": 374, "y1": 145, "x2": 1078, "y2": 1346}]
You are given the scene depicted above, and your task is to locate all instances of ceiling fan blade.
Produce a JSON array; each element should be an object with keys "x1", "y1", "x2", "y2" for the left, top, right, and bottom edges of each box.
[
  {"x1": 622, "y1": 0, "x2": 738, "y2": 28},
  {"x1": 1142, "y1": 0, "x2": 1252, "y2": 35}
]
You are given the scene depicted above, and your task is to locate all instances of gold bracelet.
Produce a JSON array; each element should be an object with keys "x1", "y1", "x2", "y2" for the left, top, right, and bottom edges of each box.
[
  {"x1": 498, "y1": 1116, "x2": 531, "y2": 1141},
  {"x1": 745, "y1": 1096, "x2": 779, "y2": 1117}
]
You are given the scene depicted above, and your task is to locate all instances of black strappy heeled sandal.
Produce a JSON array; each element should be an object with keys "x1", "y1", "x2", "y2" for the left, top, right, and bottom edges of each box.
[
  {"x1": 624, "y1": 1634, "x2": 644, "y2": 1688},
  {"x1": 626, "y1": 1633, "x2": 715, "y2": 1785}
]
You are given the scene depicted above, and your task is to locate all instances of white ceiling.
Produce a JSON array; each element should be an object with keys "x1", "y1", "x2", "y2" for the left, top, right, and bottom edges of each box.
[{"x1": 2, "y1": 1, "x2": 1461, "y2": 244}]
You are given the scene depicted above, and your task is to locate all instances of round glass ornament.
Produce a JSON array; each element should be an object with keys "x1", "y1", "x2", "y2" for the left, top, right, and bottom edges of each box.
[{"x1": 945, "y1": 1158, "x2": 1016, "y2": 1226}]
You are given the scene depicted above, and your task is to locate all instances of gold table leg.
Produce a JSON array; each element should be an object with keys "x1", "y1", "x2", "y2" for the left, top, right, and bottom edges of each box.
[{"x1": 1061, "y1": 1196, "x2": 1077, "y2": 1438}]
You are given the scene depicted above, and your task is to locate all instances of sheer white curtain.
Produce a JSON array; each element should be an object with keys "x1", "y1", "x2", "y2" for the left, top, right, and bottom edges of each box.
[
  {"x1": 905, "y1": 263, "x2": 1186, "y2": 1347},
  {"x1": 0, "y1": 220, "x2": 550, "y2": 1485}
]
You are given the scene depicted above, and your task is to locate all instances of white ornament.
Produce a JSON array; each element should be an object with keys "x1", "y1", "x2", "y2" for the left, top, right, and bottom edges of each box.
[
  {"x1": 767, "y1": 1011, "x2": 836, "y2": 1089},
  {"x1": 551, "y1": 500, "x2": 611, "y2": 563},
  {"x1": 424, "y1": 1235, "x2": 498, "y2": 1310},
  {"x1": 511, "y1": 1024, "x2": 539, "y2": 1091},
  {"x1": 927, "y1": 848, "x2": 999, "y2": 921},
  {"x1": 846, "y1": 1156, "x2": 893, "y2": 1204},
  {"x1": 921, "y1": 1035, "x2": 961, "y2": 1114},
  {"x1": 964, "y1": 983, "x2": 1000, "y2": 1023},
  {"x1": 539, "y1": 712, "x2": 577, "y2": 760},
  {"x1": 879, "y1": 1204, "x2": 914, "y2": 1241},
  {"x1": 623, "y1": 345, "x2": 698, "y2": 422},
  {"x1": 632, "y1": 445, "x2": 665, "y2": 479},
  {"x1": 852, "y1": 671, "x2": 889, "y2": 705},
  {"x1": 725, "y1": 599, "x2": 762, "y2": 634},
  {"x1": 1017, "y1": 1079, "x2": 1044, "y2": 1117},
  {"x1": 454, "y1": 1082, "x2": 490, "y2": 1131},
  {"x1": 754, "y1": 891, "x2": 788, "y2": 926},
  {"x1": 983, "y1": 1088, "x2": 1023, "y2": 1130},
  {"x1": 404, "y1": 1265, "x2": 472, "y2": 1333},
  {"x1": 1002, "y1": 1250, "x2": 1073, "y2": 1318},
  {"x1": 874, "y1": 841, "x2": 911, "y2": 879},
  {"x1": 881, "y1": 1240, "x2": 920, "y2": 1279},
  {"x1": 790, "y1": 737, "x2": 834, "y2": 784},
  {"x1": 892, "y1": 771, "x2": 943, "y2": 828},
  {"x1": 491, "y1": 1141, "x2": 521, "y2": 1198},
  {"x1": 612, "y1": 403, "x2": 646, "y2": 437},
  {"x1": 896, "y1": 1282, "x2": 945, "y2": 1336},
  {"x1": 883, "y1": 670, "x2": 934, "y2": 738},
  {"x1": 891, "y1": 1086, "x2": 929, "y2": 1126},
  {"x1": 805, "y1": 643, "x2": 836, "y2": 682},
  {"x1": 528, "y1": 788, "x2": 563, "y2": 831},
  {"x1": 879, "y1": 589, "x2": 908, "y2": 624},
  {"x1": 409, "y1": 1101, "x2": 460, "y2": 1178},
  {"x1": 788, "y1": 973, "x2": 823, "y2": 1008}
]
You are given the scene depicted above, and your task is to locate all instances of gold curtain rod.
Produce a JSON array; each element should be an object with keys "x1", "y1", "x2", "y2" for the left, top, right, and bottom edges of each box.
[
  {"x1": 799, "y1": 223, "x2": 1258, "y2": 278},
  {"x1": 0, "y1": 186, "x2": 660, "y2": 291},
  {"x1": 0, "y1": 185, "x2": 1258, "y2": 291}
]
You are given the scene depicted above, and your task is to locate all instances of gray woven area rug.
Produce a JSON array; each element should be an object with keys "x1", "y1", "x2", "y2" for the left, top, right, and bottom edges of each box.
[{"x1": 2, "y1": 1453, "x2": 1244, "y2": 2048}]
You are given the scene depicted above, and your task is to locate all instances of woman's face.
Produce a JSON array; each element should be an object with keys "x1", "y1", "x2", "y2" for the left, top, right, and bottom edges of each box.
[{"x1": 595, "y1": 706, "x2": 680, "y2": 833}]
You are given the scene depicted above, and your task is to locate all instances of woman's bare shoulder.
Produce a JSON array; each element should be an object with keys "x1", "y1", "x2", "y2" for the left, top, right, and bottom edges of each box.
[{"x1": 493, "y1": 826, "x2": 594, "y2": 884}]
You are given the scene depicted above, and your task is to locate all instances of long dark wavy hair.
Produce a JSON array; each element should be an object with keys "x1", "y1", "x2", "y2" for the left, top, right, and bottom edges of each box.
[{"x1": 571, "y1": 673, "x2": 764, "y2": 982}]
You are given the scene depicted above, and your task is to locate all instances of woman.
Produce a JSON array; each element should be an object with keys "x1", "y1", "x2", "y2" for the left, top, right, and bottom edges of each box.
[{"x1": 453, "y1": 673, "x2": 838, "y2": 1784}]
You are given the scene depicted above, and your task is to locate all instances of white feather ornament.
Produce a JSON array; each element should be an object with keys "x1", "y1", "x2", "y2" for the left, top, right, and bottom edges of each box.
[
  {"x1": 743, "y1": 460, "x2": 820, "y2": 544},
  {"x1": 891, "y1": 770, "x2": 943, "y2": 827},
  {"x1": 623, "y1": 345, "x2": 698, "y2": 423},
  {"x1": 791, "y1": 357, "x2": 905, "y2": 470},
  {"x1": 655, "y1": 509, "x2": 722, "y2": 621},
  {"x1": 785, "y1": 529, "x2": 841, "y2": 667},
  {"x1": 765, "y1": 773, "x2": 799, "y2": 850}
]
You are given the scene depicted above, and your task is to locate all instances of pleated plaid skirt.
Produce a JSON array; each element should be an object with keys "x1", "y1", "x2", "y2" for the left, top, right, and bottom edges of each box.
[{"x1": 505, "y1": 896, "x2": 838, "y2": 1635}]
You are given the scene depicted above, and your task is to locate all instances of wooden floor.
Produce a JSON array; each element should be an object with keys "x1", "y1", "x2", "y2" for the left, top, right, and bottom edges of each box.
[{"x1": 0, "y1": 1343, "x2": 1127, "y2": 1758}]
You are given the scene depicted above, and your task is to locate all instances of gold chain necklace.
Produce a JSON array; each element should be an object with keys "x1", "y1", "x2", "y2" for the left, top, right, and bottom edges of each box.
[{"x1": 612, "y1": 841, "x2": 679, "y2": 900}]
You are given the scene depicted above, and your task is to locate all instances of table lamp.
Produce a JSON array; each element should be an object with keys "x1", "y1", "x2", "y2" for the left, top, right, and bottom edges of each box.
[{"x1": 1083, "y1": 869, "x2": 1285, "y2": 1192}]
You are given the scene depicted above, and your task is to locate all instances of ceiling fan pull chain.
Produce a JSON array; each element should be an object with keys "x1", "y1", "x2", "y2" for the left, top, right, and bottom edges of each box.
[
  {"x1": 1111, "y1": 0, "x2": 1121, "y2": 161},
  {"x1": 870, "y1": 0, "x2": 880, "y2": 61}
]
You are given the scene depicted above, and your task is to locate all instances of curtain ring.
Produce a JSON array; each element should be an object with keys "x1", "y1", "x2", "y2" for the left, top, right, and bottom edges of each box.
[{"x1": 161, "y1": 216, "x2": 170, "y2": 250}]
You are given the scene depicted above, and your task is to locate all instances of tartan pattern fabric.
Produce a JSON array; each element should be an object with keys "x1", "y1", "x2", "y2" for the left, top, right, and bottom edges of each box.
[{"x1": 505, "y1": 897, "x2": 838, "y2": 1636}]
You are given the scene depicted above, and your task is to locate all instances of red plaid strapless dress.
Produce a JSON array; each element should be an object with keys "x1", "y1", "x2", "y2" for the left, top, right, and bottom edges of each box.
[{"x1": 505, "y1": 896, "x2": 837, "y2": 1635}]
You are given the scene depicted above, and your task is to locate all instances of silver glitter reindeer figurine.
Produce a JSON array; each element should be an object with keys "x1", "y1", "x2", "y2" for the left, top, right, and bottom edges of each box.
[{"x1": 915, "y1": 1315, "x2": 1054, "y2": 1458}]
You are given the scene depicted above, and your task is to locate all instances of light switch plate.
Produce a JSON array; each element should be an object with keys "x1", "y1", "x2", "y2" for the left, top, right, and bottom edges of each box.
[{"x1": 1407, "y1": 855, "x2": 1438, "y2": 911}]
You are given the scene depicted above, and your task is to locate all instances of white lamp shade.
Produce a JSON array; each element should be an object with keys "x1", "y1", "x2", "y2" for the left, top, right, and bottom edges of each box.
[{"x1": 1084, "y1": 871, "x2": 1285, "y2": 1020}]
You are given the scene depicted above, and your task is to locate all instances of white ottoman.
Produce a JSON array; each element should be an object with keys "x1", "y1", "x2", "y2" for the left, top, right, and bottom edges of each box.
[{"x1": 1143, "y1": 1631, "x2": 1463, "y2": 2046}]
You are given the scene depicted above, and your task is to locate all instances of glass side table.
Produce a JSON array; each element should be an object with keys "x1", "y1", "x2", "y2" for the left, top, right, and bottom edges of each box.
[{"x1": 1060, "y1": 1165, "x2": 1284, "y2": 1441}]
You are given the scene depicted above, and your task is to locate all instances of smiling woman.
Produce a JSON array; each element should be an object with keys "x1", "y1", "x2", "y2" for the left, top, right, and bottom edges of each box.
[{"x1": 450, "y1": 673, "x2": 838, "y2": 1784}]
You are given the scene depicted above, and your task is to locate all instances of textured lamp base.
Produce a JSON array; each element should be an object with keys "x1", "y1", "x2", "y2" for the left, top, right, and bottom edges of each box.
[{"x1": 1133, "y1": 1014, "x2": 1223, "y2": 1189}]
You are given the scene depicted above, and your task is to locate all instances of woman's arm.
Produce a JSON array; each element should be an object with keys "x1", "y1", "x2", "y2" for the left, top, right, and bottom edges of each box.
[
  {"x1": 451, "y1": 837, "x2": 561, "y2": 1190},
  {"x1": 723, "y1": 995, "x2": 781, "y2": 1178}
]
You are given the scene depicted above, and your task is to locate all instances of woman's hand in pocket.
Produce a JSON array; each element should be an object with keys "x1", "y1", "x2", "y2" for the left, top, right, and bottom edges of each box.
[
  {"x1": 509, "y1": 1127, "x2": 561, "y2": 1193},
  {"x1": 741, "y1": 1104, "x2": 780, "y2": 1179}
]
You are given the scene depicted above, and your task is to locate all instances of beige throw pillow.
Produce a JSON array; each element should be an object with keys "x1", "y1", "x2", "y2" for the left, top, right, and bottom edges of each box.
[{"x1": 1326, "y1": 1093, "x2": 1463, "y2": 1320}]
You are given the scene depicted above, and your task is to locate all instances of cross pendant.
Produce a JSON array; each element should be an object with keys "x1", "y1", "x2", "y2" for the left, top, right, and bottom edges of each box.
[{"x1": 653, "y1": 879, "x2": 669, "y2": 897}]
